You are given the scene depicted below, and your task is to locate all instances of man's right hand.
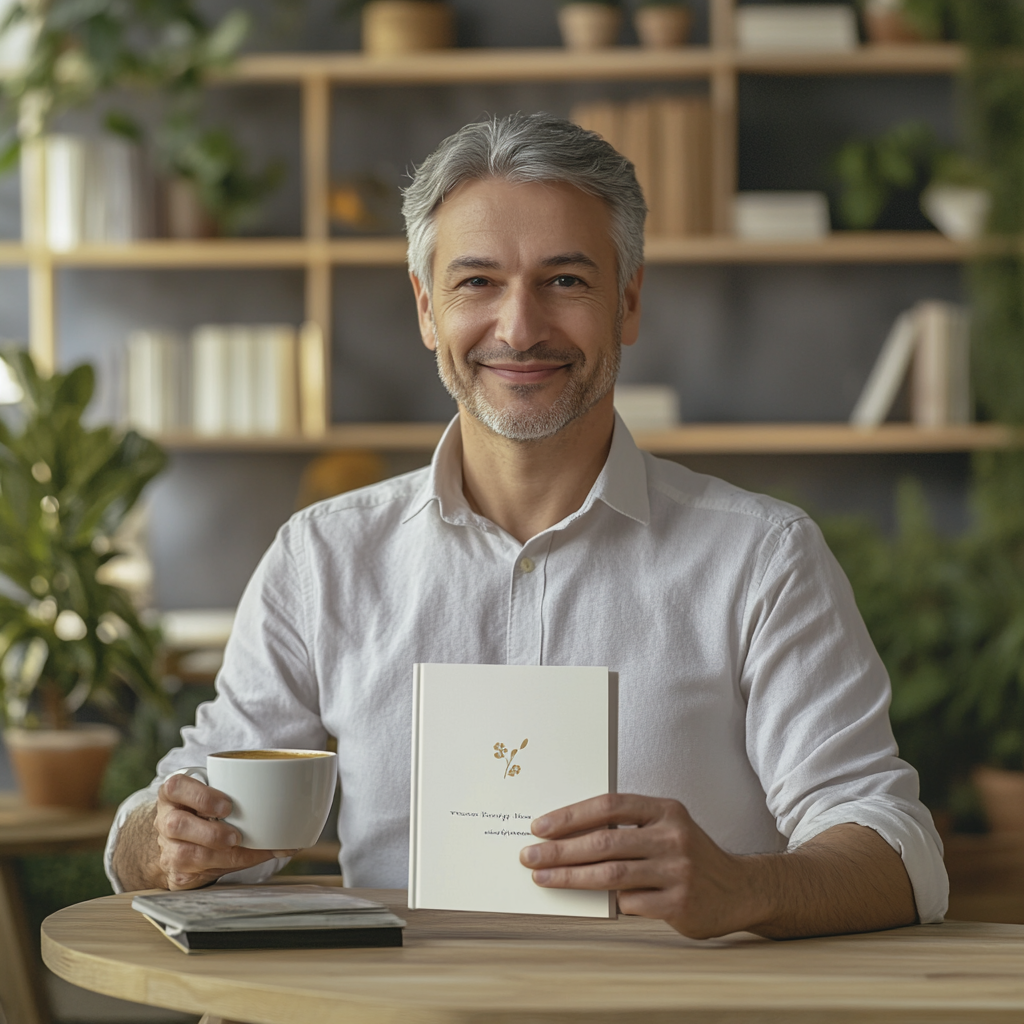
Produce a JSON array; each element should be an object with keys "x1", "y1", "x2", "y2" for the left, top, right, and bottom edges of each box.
[{"x1": 113, "y1": 773, "x2": 291, "y2": 892}]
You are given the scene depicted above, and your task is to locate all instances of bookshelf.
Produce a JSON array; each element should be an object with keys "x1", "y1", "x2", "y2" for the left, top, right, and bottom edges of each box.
[{"x1": 16, "y1": 0, "x2": 1008, "y2": 455}]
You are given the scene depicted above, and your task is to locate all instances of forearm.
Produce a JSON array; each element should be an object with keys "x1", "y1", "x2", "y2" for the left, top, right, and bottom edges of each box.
[
  {"x1": 110, "y1": 802, "x2": 167, "y2": 892},
  {"x1": 739, "y1": 823, "x2": 917, "y2": 939}
]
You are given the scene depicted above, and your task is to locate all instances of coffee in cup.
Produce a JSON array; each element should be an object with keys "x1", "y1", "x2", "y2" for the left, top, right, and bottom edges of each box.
[{"x1": 174, "y1": 749, "x2": 337, "y2": 850}]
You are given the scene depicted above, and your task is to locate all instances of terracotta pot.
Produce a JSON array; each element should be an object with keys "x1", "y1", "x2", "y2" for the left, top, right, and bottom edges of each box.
[
  {"x1": 634, "y1": 5, "x2": 692, "y2": 49},
  {"x1": 972, "y1": 765, "x2": 1024, "y2": 834},
  {"x1": 164, "y1": 177, "x2": 217, "y2": 239},
  {"x1": 558, "y1": 3, "x2": 622, "y2": 51},
  {"x1": 863, "y1": 9, "x2": 925, "y2": 44},
  {"x1": 4, "y1": 725, "x2": 120, "y2": 809},
  {"x1": 361, "y1": 1, "x2": 454, "y2": 56}
]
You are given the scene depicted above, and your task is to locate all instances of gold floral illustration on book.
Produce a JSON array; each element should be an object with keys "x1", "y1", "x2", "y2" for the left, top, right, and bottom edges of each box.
[{"x1": 494, "y1": 738, "x2": 528, "y2": 778}]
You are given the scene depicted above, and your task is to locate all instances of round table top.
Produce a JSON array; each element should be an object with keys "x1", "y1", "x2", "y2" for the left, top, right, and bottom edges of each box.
[{"x1": 42, "y1": 879, "x2": 1024, "y2": 1024}]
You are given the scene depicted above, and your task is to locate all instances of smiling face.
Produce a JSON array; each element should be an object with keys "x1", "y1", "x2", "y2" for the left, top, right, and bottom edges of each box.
[{"x1": 411, "y1": 177, "x2": 642, "y2": 443}]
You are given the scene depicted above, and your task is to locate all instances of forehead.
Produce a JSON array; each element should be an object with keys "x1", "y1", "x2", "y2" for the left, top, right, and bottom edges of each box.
[{"x1": 432, "y1": 178, "x2": 614, "y2": 263}]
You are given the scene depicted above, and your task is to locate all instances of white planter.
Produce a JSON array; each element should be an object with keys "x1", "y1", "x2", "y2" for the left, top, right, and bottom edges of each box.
[{"x1": 921, "y1": 185, "x2": 991, "y2": 241}]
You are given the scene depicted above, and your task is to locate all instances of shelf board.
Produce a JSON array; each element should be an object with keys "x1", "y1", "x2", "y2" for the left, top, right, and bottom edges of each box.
[
  {"x1": 230, "y1": 44, "x2": 964, "y2": 86},
  {"x1": 11, "y1": 233, "x2": 1001, "y2": 268},
  {"x1": 158, "y1": 423, "x2": 1017, "y2": 456}
]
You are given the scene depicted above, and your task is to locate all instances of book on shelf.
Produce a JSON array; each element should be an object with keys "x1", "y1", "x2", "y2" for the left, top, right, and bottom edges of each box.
[
  {"x1": 131, "y1": 884, "x2": 405, "y2": 953},
  {"x1": 191, "y1": 323, "x2": 301, "y2": 438},
  {"x1": 733, "y1": 192, "x2": 831, "y2": 241},
  {"x1": 850, "y1": 300, "x2": 971, "y2": 428},
  {"x1": 408, "y1": 663, "x2": 617, "y2": 918},
  {"x1": 572, "y1": 96, "x2": 712, "y2": 238},
  {"x1": 614, "y1": 384, "x2": 681, "y2": 431},
  {"x1": 126, "y1": 330, "x2": 189, "y2": 436},
  {"x1": 735, "y1": 4, "x2": 859, "y2": 52},
  {"x1": 22, "y1": 135, "x2": 146, "y2": 250}
]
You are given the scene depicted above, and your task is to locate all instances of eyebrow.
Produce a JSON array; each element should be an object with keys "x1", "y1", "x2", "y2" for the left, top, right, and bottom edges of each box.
[{"x1": 444, "y1": 252, "x2": 600, "y2": 275}]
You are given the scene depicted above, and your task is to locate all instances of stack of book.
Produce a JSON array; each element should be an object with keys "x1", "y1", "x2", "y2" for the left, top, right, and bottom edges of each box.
[
  {"x1": 850, "y1": 301, "x2": 971, "y2": 427},
  {"x1": 572, "y1": 97, "x2": 712, "y2": 237},
  {"x1": 125, "y1": 324, "x2": 304, "y2": 438},
  {"x1": 22, "y1": 135, "x2": 147, "y2": 250},
  {"x1": 735, "y1": 4, "x2": 859, "y2": 51}
]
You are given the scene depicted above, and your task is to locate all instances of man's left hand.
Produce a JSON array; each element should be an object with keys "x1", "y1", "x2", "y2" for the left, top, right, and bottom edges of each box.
[
  {"x1": 520, "y1": 793, "x2": 759, "y2": 939},
  {"x1": 519, "y1": 793, "x2": 918, "y2": 940}
]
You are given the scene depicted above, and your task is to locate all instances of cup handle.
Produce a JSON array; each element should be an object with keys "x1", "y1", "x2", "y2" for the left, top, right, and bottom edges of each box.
[{"x1": 171, "y1": 765, "x2": 209, "y2": 786}]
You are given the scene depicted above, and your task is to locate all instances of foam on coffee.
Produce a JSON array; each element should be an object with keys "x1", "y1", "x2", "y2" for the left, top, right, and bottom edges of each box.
[{"x1": 214, "y1": 750, "x2": 331, "y2": 760}]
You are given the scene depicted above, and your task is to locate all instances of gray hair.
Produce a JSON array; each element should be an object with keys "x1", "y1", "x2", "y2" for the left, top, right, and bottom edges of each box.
[{"x1": 402, "y1": 112, "x2": 647, "y2": 294}]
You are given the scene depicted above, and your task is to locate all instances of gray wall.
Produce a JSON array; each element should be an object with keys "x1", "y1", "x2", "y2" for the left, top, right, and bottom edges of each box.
[{"x1": 0, "y1": 0, "x2": 971, "y2": 610}]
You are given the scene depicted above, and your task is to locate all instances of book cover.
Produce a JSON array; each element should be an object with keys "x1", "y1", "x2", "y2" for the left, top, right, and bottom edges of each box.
[
  {"x1": 192, "y1": 325, "x2": 230, "y2": 436},
  {"x1": 253, "y1": 325, "x2": 299, "y2": 436},
  {"x1": 912, "y1": 301, "x2": 971, "y2": 427},
  {"x1": 849, "y1": 310, "x2": 919, "y2": 427},
  {"x1": 409, "y1": 663, "x2": 617, "y2": 918}
]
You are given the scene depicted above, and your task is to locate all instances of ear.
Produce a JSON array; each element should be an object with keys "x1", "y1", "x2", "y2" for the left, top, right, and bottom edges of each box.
[
  {"x1": 620, "y1": 265, "x2": 644, "y2": 348},
  {"x1": 410, "y1": 272, "x2": 437, "y2": 351}
]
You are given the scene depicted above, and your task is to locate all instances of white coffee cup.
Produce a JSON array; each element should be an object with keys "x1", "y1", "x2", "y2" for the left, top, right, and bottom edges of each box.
[{"x1": 175, "y1": 749, "x2": 337, "y2": 850}]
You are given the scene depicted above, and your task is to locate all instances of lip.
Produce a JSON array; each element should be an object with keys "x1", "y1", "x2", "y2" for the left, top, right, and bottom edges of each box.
[{"x1": 480, "y1": 363, "x2": 570, "y2": 384}]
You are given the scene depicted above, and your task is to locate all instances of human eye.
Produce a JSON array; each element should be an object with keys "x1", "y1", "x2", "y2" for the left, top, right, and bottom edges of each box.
[
  {"x1": 461, "y1": 276, "x2": 490, "y2": 288},
  {"x1": 552, "y1": 274, "x2": 584, "y2": 288}
]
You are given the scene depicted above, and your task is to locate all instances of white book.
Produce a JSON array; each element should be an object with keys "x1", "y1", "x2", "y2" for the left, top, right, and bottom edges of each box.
[
  {"x1": 192, "y1": 325, "x2": 230, "y2": 436},
  {"x1": 126, "y1": 329, "x2": 188, "y2": 435},
  {"x1": 227, "y1": 326, "x2": 257, "y2": 436},
  {"x1": 298, "y1": 320, "x2": 328, "y2": 436},
  {"x1": 614, "y1": 384, "x2": 681, "y2": 431},
  {"x1": 736, "y1": 5, "x2": 859, "y2": 51},
  {"x1": 409, "y1": 663, "x2": 617, "y2": 918},
  {"x1": 733, "y1": 192, "x2": 831, "y2": 241},
  {"x1": 44, "y1": 135, "x2": 87, "y2": 252},
  {"x1": 253, "y1": 325, "x2": 299, "y2": 436},
  {"x1": 849, "y1": 310, "x2": 919, "y2": 427},
  {"x1": 85, "y1": 137, "x2": 142, "y2": 243},
  {"x1": 912, "y1": 301, "x2": 971, "y2": 427}
]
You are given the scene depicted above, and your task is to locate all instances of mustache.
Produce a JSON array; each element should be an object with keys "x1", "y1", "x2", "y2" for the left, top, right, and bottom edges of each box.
[{"x1": 466, "y1": 343, "x2": 584, "y2": 367}]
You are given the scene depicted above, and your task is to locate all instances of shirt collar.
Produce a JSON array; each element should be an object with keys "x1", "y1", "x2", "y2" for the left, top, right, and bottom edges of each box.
[{"x1": 403, "y1": 412, "x2": 651, "y2": 530}]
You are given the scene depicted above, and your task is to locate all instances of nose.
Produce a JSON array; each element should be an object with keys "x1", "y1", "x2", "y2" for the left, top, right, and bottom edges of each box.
[{"x1": 494, "y1": 282, "x2": 548, "y2": 353}]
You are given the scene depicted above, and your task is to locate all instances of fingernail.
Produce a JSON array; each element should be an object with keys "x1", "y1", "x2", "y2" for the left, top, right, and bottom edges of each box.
[
  {"x1": 521, "y1": 845, "x2": 540, "y2": 865},
  {"x1": 272, "y1": 850, "x2": 296, "y2": 858},
  {"x1": 533, "y1": 869, "x2": 552, "y2": 885},
  {"x1": 532, "y1": 816, "x2": 551, "y2": 837},
  {"x1": 226, "y1": 831, "x2": 238, "y2": 846},
  {"x1": 215, "y1": 803, "x2": 231, "y2": 817}
]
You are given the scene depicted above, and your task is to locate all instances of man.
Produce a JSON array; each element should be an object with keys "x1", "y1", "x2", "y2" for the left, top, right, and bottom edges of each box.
[{"x1": 107, "y1": 113, "x2": 947, "y2": 939}]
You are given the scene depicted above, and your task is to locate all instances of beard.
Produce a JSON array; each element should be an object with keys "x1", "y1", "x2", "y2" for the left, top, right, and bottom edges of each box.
[{"x1": 433, "y1": 323, "x2": 622, "y2": 443}]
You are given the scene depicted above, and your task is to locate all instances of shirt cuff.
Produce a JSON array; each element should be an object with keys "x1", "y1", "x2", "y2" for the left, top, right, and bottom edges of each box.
[
  {"x1": 787, "y1": 797, "x2": 948, "y2": 924},
  {"x1": 104, "y1": 784, "x2": 293, "y2": 893}
]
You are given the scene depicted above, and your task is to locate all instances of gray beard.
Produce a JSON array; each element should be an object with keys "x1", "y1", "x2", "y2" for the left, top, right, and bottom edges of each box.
[{"x1": 433, "y1": 324, "x2": 621, "y2": 443}]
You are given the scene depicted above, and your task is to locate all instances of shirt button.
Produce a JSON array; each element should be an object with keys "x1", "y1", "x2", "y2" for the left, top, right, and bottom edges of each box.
[{"x1": 519, "y1": 557, "x2": 535, "y2": 574}]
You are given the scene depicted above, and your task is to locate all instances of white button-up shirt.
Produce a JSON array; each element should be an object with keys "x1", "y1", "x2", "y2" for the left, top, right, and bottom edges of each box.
[{"x1": 106, "y1": 415, "x2": 947, "y2": 922}]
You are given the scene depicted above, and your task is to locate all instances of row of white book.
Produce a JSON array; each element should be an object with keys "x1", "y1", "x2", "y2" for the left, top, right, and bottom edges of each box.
[
  {"x1": 127, "y1": 325, "x2": 305, "y2": 437},
  {"x1": 22, "y1": 135, "x2": 147, "y2": 250},
  {"x1": 850, "y1": 300, "x2": 971, "y2": 428}
]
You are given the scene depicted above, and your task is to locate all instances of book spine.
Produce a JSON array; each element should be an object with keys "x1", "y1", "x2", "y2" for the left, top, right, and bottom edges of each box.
[
  {"x1": 912, "y1": 301, "x2": 952, "y2": 427},
  {"x1": 622, "y1": 100, "x2": 659, "y2": 236},
  {"x1": 254, "y1": 325, "x2": 299, "y2": 436},
  {"x1": 192, "y1": 325, "x2": 229, "y2": 436},
  {"x1": 45, "y1": 135, "x2": 86, "y2": 252},
  {"x1": 299, "y1": 321, "x2": 328, "y2": 436},
  {"x1": 126, "y1": 331, "x2": 160, "y2": 435},
  {"x1": 408, "y1": 663, "x2": 423, "y2": 910},
  {"x1": 849, "y1": 310, "x2": 919, "y2": 427},
  {"x1": 228, "y1": 326, "x2": 256, "y2": 436}
]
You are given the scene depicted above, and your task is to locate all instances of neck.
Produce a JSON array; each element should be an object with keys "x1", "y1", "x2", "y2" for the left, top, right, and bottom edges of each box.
[{"x1": 458, "y1": 394, "x2": 616, "y2": 545}]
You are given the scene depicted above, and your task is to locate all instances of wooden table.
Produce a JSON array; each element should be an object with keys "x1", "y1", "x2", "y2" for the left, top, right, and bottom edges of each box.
[
  {"x1": 40, "y1": 879, "x2": 1024, "y2": 1024},
  {"x1": 0, "y1": 792, "x2": 115, "y2": 1024}
]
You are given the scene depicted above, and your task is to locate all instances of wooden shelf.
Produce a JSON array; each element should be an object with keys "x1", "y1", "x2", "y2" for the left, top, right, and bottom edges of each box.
[
  {"x1": 156, "y1": 423, "x2": 1017, "y2": 456},
  {"x1": 230, "y1": 44, "x2": 964, "y2": 86},
  {"x1": 4, "y1": 232, "x2": 998, "y2": 269}
]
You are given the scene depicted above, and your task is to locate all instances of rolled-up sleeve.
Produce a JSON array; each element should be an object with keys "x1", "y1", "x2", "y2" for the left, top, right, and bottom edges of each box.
[
  {"x1": 104, "y1": 521, "x2": 327, "y2": 893},
  {"x1": 741, "y1": 516, "x2": 948, "y2": 924}
]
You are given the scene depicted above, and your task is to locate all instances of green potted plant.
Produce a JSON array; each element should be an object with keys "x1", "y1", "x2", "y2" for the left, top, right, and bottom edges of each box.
[
  {"x1": 633, "y1": 0, "x2": 692, "y2": 49},
  {"x1": 557, "y1": 0, "x2": 623, "y2": 51},
  {"x1": 859, "y1": 0, "x2": 951, "y2": 44},
  {"x1": 834, "y1": 120, "x2": 986, "y2": 234},
  {"x1": 0, "y1": 0, "x2": 281, "y2": 238},
  {"x1": 338, "y1": 0, "x2": 455, "y2": 56},
  {"x1": 0, "y1": 349, "x2": 170, "y2": 809}
]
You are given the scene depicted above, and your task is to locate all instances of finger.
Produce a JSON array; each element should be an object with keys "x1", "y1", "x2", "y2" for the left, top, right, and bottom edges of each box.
[
  {"x1": 160, "y1": 774, "x2": 233, "y2": 819},
  {"x1": 532, "y1": 794, "x2": 678, "y2": 839},
  {"x1": 530, "y1": 859, "x2": 664, "y2": 892},
  {"x1": 617, "y1": 889, "x2": 671, "y2": 919},
  {"x1": 158, "y1": 805, "x2": 242, "y2": 851},
  {"x1": 160, "y1": 837, "x2": 282, "y2": 876},
  {"x1": 522, "y1": 825, "x2": 680, "y2": 869}
]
